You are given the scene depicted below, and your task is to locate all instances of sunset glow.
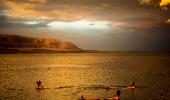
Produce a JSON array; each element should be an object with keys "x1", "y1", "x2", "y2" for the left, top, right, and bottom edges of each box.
[
  {"x1": 0, "y1": 1, "x2": 170, "y2": 100},
  {"x1": 0, "y1": 0, "x2": 170, "y2": 51}
]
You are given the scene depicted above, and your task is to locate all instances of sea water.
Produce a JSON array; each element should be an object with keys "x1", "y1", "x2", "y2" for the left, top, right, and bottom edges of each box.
[{"x1": 0, "y1": 53, "x2": 169, "y2": 100}]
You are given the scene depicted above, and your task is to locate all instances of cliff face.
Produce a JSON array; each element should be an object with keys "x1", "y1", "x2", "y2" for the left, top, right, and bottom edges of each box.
[{"x1": 0, "y1": 34, "x2": 82, "y2": 52}]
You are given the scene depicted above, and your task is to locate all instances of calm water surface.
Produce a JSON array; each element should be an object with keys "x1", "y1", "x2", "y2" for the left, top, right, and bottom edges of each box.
[{"x1": 0, "y1": 53, "x2": 170, "y2": 100}]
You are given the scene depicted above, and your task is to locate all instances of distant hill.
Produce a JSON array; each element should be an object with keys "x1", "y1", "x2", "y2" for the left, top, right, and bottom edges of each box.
[{"x1": 0, "y1": 34, "x2": 82, "y2": 53}]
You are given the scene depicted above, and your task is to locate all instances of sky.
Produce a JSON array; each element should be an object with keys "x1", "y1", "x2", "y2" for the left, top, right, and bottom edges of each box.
[{"x1": 0, "y1": 0, "x2": 170, "y2": 51}]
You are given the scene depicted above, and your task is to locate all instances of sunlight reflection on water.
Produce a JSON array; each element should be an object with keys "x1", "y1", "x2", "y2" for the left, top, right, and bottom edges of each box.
[{"x1": 0, "y1": 53, "x2": 170, "y2": 100}]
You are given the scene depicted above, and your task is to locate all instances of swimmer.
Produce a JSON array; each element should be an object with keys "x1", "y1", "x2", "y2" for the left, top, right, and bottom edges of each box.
[
  {"x1": 36, "y1": 80, "x2": 42, "y2": 89},
  {"x1": 81, "y1": 95, "x2": 85, "y2": 100},
  {"x1": 127, "y1": 81, "x2": 136, "y2": 89},
  {"x1": 113, "y1": 90, "x2": 121, "y2": 100}
]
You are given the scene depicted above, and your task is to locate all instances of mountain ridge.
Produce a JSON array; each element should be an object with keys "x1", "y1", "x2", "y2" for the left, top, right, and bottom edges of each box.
[{"x1": 0, "y1": 34, "x2": 82, "y2": 53}]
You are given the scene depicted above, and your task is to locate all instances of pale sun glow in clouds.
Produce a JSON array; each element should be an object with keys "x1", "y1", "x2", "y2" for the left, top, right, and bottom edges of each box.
[
  {"x1": 47, "y1": 20, "x2": 111, "y2": 31},
  {"x1": 24, "y1": 21, "x2": 39, "y2": 25}
]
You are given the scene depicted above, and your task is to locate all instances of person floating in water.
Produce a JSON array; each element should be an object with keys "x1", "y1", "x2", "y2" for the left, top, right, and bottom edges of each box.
[
  {"x1": 127, "y1": 81, "x2": 136, "y2": 89},
  {"x1": 113, "y1": 90, "x2": 121, "y2": 100},
  {"x1": 80, "y1": 95, "x2": 85, "y2": 100},
  {"x1": 36, "y1": 80, "x2": 42, "y2": 89}
]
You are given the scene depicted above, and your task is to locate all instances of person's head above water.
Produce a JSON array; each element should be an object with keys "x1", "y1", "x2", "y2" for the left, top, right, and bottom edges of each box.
[
  {"x1": 116, "y1": 90, "x2": 121, "y2": 96},
  {"x1": 36, "y1": 80, "x2": 42, "y2": 85},
  {"x1": 130, "y1": 81, "x2": 135, "y2": 86}
]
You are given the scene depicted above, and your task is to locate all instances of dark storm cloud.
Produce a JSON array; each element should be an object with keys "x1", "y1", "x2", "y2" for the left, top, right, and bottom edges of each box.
[
  {"x1": 0, "y1": 14, "x2": 48, "y2": 28},
  {"x1": 43, "y1": 0, "x2": 138, "y2": 6},
  {"x1": 0, "y1": 0, "x2": 150, "y2": 20},
  {"x1": 0, "y1": 0, "x2": 169, "y2": 29},
  {"x1": 0, "y1": 0, "x2": 168, "y2": 23}
]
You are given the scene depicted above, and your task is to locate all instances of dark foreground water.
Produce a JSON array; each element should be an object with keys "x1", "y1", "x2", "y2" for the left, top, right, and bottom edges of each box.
[{"x1": 0, "y1": 53, "x2": 170, "y2": 100}]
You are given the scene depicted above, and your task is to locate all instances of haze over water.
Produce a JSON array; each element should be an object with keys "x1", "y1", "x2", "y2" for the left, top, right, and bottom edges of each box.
[{"x1": 0, "y1": 53, "x2": 169, "y2": 100}]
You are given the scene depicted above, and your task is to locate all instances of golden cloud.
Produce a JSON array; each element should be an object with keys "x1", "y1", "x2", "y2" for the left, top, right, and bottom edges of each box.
[
  {"x1": 139, "y1": 0, "x2": 152, "y2": 5},
  {"x1": 28, "y1": 0, "x2": 47, "y2": 3},
  {"x1": 139, "y1": 0, "x2": 170, "y2": 9},
  {"x1": 139, "y1": 0, "x2": 170, "y2": 23},
  {"x1": 100, "y1": 4, "x2": 112, "y2": 8},
  {"x1": 135, "y1": 23, "x2": 159, "y2": 29},
  {"x1": 166, "y1": 19, "x2": 170, "y2": 24},
  {"x1": 160, "y1": 0, "x2": 170, "y2": 9},
  {"x1": 110, "y1": 20, "x2": 158, "y2": 30},
  {"x1": 1, "y1": 0, "x2": 95, "y2": 21}
]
